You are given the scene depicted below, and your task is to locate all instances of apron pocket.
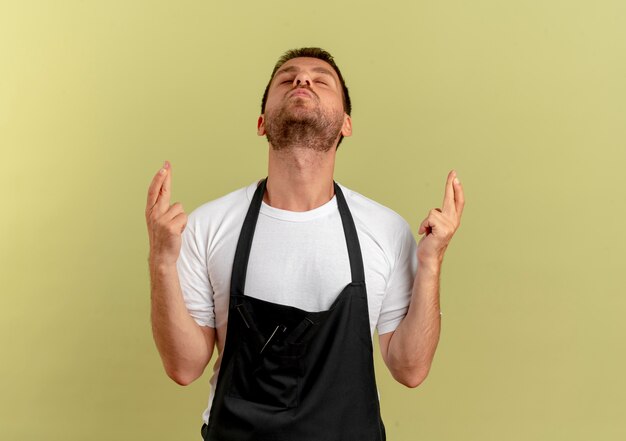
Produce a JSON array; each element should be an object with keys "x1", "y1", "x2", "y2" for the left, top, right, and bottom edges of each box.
[{"x1": 227, "y1": 339, "x2": 305, "y2": 409}]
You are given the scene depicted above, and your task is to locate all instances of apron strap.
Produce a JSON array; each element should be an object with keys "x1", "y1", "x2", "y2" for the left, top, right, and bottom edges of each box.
[
  {"x1": 230, "y1": 177, "x2": 365, "y2": 297},
  {"x1": 230, "y1": 178, "x2": 267, "y2": 296},
  {"x1": 333, "y1": 181, "x2": 365, "y2": 284}
]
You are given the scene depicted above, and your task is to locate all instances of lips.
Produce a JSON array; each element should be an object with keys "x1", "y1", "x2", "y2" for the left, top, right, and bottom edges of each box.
[{"x1": 289, "y1": 89, "x2": 313, "y2": 99}]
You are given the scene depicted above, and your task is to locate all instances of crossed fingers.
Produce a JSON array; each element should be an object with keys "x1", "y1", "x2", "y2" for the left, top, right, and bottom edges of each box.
[
  {"x1": 145, "y1": 161, "x2": 172, "y2": 219},
  {"x1": 418, "y1": 169, "x2": 464, "y2": 238}
]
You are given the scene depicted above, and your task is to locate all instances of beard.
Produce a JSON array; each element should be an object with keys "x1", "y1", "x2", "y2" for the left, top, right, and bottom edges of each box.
[{"x1": 264, "y1": 97, "x2": 344, "y2": 153}]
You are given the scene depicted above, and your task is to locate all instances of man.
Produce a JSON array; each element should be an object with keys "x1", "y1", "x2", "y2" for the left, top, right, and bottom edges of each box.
[{"x1": 145, "y1": 47, "x2": 464, "y2": 441}]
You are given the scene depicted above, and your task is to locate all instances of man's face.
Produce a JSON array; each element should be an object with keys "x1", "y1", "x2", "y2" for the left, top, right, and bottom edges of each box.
[{"x1": 258, "y1": 57, "x2": 352, "y2": 152}]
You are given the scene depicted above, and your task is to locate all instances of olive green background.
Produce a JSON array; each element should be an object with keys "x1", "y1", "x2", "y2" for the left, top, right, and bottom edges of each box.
[{"x1": 1, "y1": 0, "x2": 625, "y2": 440}]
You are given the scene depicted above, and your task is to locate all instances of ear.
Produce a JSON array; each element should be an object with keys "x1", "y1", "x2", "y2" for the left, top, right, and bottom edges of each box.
[
  {"x1": 341, "y1": 114, "x2": 352, "y2": 137},
  {"x1": 257, "y1": 115, "x2": 266, "y2": 136}
]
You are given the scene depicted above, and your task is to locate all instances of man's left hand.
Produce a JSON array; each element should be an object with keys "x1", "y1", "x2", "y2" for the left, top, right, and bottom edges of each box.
[{"x1": 416, "y1": 170, "x2": 465, "y2": 264}]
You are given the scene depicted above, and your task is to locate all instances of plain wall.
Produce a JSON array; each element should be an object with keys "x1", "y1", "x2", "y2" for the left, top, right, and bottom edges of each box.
[{"x1": 1, "y1": 0, "x2": 625, "y2": 439}]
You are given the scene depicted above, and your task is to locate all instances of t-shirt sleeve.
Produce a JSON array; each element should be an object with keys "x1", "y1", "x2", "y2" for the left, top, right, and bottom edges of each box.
[
  {"x1": 376, "y1": 220, "x2": 418, "y2": 335},
  {"x1": 176, "y1": 211, "x2": 216, "y2": 328}
]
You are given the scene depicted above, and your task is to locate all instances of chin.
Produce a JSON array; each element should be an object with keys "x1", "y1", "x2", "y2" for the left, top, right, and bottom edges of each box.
[{"x1": 285, "y1": 108, "x2": 318, "y2": 122}]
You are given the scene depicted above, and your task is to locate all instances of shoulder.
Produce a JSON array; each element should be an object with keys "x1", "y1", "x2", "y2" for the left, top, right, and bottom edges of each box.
[
  {"x1": 186, "y1": 180, "x2": 259, "y2": 232},
  {"x1": 337, "y1": 182, "x2": 411, "y2": 230},
  {"x1": 336, "y1": 182, "x2": 413, "y2": 245}
]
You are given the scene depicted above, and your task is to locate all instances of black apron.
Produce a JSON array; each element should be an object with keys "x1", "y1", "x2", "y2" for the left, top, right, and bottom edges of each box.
[{"x1": 202, "y1": 178, "x2": 386, "y2": 441}]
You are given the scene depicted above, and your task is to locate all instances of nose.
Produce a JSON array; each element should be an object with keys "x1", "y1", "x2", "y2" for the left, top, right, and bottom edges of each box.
[{"x1": 293, "y1": 72, "x2": 312, "y2": 87}]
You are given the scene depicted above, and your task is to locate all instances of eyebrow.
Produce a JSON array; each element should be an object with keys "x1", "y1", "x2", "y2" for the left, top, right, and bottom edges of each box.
[{"x1": 274, "y1": 66, "x2": 337, "y2": 84}]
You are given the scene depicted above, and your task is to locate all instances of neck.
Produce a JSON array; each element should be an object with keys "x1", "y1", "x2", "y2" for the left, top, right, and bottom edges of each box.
[{"x1": 264, "y1": 144, "x2": 336, "y2": 211}]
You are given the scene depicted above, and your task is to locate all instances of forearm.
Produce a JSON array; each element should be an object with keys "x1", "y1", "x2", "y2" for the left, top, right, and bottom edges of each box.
[
  {"x1": 387, "y1": 257, "x2": 442, "y2": 387},
  {"x1": 149, "y1": 260, "x2": 212, "y2": 385}
]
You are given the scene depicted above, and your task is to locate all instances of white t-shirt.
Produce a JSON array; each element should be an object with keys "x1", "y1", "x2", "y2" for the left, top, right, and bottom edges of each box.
[{"x1": 176, "y1": 180, "x2": 418, "y2": 424}]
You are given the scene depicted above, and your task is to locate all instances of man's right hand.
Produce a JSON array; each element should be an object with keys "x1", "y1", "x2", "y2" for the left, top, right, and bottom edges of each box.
[
  {"x1": 145, "y1": 161, "x2": 188, "y2": 267},
  {"x1": 145, "y1": 161, "x2": 214, "y2": 385}
]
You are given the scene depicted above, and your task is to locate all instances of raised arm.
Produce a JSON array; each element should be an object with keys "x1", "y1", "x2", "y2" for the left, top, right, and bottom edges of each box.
[
  {"x1": 145, "y1": 161, "x2": 215, "y2": 385},
  {"x1": 380, "y1": 170, "x2": 464, "y2": 387}
]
